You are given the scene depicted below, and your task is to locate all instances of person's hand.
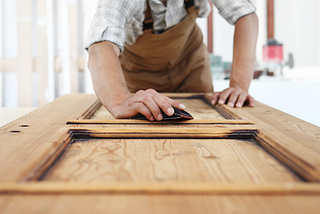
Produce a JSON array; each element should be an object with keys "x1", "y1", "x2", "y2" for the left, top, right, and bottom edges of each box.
[
  {"x1": 210, "y1": 87, "x2": 255, "y2": 108},
  {"x1": 110, "y1": 89, "x2": 186, "y2": 121}
]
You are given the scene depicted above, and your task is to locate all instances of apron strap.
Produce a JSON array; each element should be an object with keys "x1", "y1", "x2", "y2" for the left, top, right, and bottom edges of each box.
[
  {"x1": 143, "y1": 1, "x2": 153, "y2": 30},
  {"x1": 184, "y1": 0, "x2": 195, "y2": 10},
  {"x1": 143, "y1": 0, "x2": 195, "y2": 31}
]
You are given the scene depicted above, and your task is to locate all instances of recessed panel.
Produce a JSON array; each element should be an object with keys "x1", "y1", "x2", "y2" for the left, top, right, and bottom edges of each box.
[
  {"x1": 42, "y1": 138, "x2": 300, "y2": 183},
  {"x1": 90, "y1": 99, "x2": 226, "y2": 120}
]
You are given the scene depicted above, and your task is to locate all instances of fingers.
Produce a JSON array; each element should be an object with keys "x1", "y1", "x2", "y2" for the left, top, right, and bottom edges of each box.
[
  {"x1": 152, "y1": 96, "x2": 174, "y2": 120},
  {"x1": 136, "y1": 90, "x2": 163, "y2": 120},
  {"x1": 234, "y1": 92, "x2": 247, "y2": 107},
  {"x1": 211, "y1": 87, "x2": 255, "y2": 108},
  {"x1": 145, "y1": 89, "x2": 174, "y2": 119},
  {"x1": 135, "y1": 103, "x2": 154, "y2": 121},
  {"x1": 217, "y1": 88, "x2": 233, "y2": 105},
  {"x1": 132, "y1": 89, "x2": 185, "y2": 121},
  {"x1": 227, "y1": 89, "x2": 241, "y2": 107},
  {"x1": 210, "y1": 92, "x2": 221, "y2": 105},
  {"x1": 164, "y1": 96, "x2": 186, "y2": 111},
  {"x1": 148, "y1": 90, "x2": 186, "y2": 118},
  {"x1": 247, "y1": 95, "x2": 255, "y2": 107}
]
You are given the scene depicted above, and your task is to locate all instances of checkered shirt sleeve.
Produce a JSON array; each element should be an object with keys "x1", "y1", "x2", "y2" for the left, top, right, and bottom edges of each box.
[
  {"x1": 85, "y1": 0, "x2": 256, "y2": 54},
  {"x1": 211, "y1": 0, "x2": 256, "y2": 25}
]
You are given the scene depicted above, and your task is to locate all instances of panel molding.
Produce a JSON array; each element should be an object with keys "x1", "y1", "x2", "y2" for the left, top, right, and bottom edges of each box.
[
  {"x1": 72, "y1": 93, "x2": 245, "y2": 123},
  {"x1": 14, "y1": 125, "x2": 320, "y2": 183},
  {"x1": 67, "y1": 119, "x2": 255, "y2": 125},
  {"x1": 1, "y1": 183, "x2": 320, "y2": 195}
]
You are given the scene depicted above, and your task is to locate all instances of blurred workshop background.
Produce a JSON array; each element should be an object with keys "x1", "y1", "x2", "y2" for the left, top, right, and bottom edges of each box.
[{"x1": 0, "y1": 0, "x2": 320, "y2": 126}]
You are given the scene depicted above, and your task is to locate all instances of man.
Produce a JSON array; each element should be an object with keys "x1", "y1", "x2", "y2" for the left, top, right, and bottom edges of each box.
[{"x1": 86, "y1": 0, "x2": 258, "y2": 121}]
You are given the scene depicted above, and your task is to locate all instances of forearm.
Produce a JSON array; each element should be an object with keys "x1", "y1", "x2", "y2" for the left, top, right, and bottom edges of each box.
[
  {"x1": 88, "y1": 41, "x2": 131, "y2": 113},
  {"x1": 88, "y1": 41, "x2": 184, "y2": 120},
  {"x1": 230, "y1": 12, "x2": 259, "y2": 92}
]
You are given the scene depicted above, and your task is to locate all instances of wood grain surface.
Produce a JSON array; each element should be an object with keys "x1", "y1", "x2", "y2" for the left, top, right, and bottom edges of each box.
[
  {"x1": 2, "y1": 182, "x2": 320, "y2": 194},
  {"x1": 231, "y1": 101, "x2": 320, "y2": 154},
  {"x1": 0, "y1": 94, "x2": 98, "y2": 182},
  {"x1": 1, "y1": 93, "x2": 320, "y2": 213},
  {"x1": 225, "y1": 101, "x2": 320, "y2": 181},
  {"x1": 43, "y1": 138, "x2": 299, "y2": 183},
  {"x1": 0, "y1": 195, "x2": 320, "y2": 214}
]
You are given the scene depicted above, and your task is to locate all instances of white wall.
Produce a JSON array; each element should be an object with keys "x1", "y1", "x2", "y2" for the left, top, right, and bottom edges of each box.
[
  {"x1": 256, "y1": 0, "x2": 267, "y2": 64},
  {"x1": 212, "y1": 6, "x2": 234, "y2": 62},
  {"x1": 0, "y1": 0, "x2": 97, "y2": 107},
  {"x1": 196, "y1": 17, "x2": 208, "y2": 47},
  {"x1": 3, "y1": 0, "x2": 18, "y2": 58},
  {"x1": 210, "y1": 0, "x2": 319, "y2": 67},
  {"x1": 2, "y1": 0, "x2": 18, "y2": 107},
  {"x1": 211, "y1": 0, "x2": 267, "y2": 63},
  {"x1": 275, "y1": 0, "x2": 319, "y2": 67}
]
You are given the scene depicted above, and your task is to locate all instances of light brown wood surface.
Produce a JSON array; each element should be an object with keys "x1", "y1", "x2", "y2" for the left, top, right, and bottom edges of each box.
[
  {"x1": 0, "y1": 94, "x2": 97, "y2": 182},
  {"x1": 0, "y1": 195, "x2": 320, "y2": 214},
  {"x1": 231, "y1": 102, "x2": 320, "y2": 154},
  {"x1": 2, "y1": 182, "x2": 320, "y2": 194},
  {"x1": 43, "y1": 139, "x2": 299, "y2": 183},
  {"x1": 226, "y1": 102, "x2": 320, "y2": 181},
  {"x1": 1, "y1": 93, "x2": 320, "y2": 213}
]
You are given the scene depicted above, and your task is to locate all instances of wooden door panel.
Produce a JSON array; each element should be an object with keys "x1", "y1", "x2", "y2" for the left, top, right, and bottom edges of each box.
[
  {"x1": 42, "y1": 138, "x2": 300, "y2": 183},
  {"x1": 1, "y1": 93, "x2": 320, "y2": 212}
]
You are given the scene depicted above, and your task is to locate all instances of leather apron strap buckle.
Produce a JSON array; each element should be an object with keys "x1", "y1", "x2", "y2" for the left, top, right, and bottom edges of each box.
[{"x1": 143, "y1": 19, "x2": 153, "y2": 31}]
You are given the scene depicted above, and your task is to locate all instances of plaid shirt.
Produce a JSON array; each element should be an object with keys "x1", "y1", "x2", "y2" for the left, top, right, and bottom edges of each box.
[{"x1": 85, "y1": 0, "x2": 256, "y2": 54}]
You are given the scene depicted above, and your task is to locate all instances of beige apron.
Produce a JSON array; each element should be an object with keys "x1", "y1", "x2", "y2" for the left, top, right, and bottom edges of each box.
[{"x1": 119, "y1": 0, "x2": 213, "y2": 93}]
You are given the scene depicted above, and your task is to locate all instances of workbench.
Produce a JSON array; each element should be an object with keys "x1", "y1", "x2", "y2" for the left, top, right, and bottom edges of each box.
[{"x1": 0, "y1": 93, "x2": 319, "y2": 213}]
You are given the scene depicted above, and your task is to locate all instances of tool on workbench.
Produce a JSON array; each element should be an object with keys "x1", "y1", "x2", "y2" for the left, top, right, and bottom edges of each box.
[
  {"x1": 130, "y1": 107, "x2": 194, "y2": 120},
  {"x1": 262, "y1": 38, "x2": 294, "y2": 76}
]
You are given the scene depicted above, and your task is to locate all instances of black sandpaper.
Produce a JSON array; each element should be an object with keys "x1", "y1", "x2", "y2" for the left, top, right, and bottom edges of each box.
[{"x1": 130, "y1": 107, "x2": 194, "y2": 120}]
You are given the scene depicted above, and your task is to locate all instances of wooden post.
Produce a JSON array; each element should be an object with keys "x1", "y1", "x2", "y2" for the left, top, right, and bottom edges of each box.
[
  {"x1": 17, "y1": 0, "x2": 34, "y2": 107},
  {"x1": 36, "y1": 0, "x2": 49, "y2": 106},
  {"x1": 267, "y1": 0, "x2": 274, "y2": 39},
  {"x1": 46, "y1": 0, "x2": 55, "y2": 102},
  {"x1": 82, "y1": 0, "x2": 95, "y2": 94},
  {"x1": 0, "y1": 71, "x2": 2, "y2": 107},
  {"x1": 68, "y1": 0, "x2": 79, "y2": 93},
  {"x1": 59, "y1": 0, "x2": 71, "y2": 95},
  {"x1": 0, "y1": 0, "x2": 3, "y2": 107},
  {"x1": 207, "y1": 1, "x2": 213, "y2": 54}
]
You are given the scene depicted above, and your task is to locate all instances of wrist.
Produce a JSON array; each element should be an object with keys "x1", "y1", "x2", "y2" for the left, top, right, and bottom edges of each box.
[
  {"x1": 95, "y1": 85, "x2": 131, "y2": 110},
  {"x1": 229, "y1": 80, "x2": 250, "y2": 93},
  {"x1": 229, "y1": 69, "x2": 253, "y2": 93}
]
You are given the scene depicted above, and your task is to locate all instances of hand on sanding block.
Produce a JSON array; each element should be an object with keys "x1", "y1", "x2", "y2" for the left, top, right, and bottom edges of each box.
[{"x1": 130, "y1": 107, "x2": 194, "y2": 120}]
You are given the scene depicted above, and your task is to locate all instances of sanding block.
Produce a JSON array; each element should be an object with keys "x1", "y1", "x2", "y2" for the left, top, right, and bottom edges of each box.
[{"x1": 130, "y1": 107, "x2": 194, "y2": 120}]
